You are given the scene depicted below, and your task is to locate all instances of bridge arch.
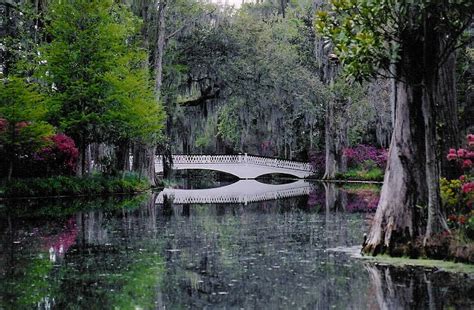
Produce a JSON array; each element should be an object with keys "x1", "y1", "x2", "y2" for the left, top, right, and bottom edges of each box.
[
  {"x1": 154, "y1": 154, "x2": 313, "y2": 179},
  {"x1": 156, "y1": 180, "x2": 312, "y2": 204}
]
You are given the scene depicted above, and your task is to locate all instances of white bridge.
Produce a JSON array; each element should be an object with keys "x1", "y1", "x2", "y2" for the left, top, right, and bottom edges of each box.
[
  {"x1": 155, "y1": 154, "x2": 313, "y2": 179},
  {"x1": 156, "y1": 180, "x2": 312, "y2": 205}
]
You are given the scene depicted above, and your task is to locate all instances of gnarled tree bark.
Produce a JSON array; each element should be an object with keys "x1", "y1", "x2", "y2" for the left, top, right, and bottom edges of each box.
[{"x1": 363, "y1": 80, "x2": 427, "y2": 255}]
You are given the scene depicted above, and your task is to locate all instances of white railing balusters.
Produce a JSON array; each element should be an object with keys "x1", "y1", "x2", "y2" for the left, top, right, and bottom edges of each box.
[
  {"x1": 152, "y1": 154, "x2": 313, "y2": 172},
  {"x1": 156, "y1": 182, "x2": 312, "y2": 204}
]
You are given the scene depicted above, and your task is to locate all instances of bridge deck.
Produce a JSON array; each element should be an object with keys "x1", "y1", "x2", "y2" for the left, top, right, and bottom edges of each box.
[{"x1": 153, "y1": 154, "x2": 313, "y2": 179}]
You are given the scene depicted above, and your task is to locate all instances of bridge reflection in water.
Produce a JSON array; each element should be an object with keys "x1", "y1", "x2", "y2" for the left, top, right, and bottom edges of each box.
[{"x1": 156, "y1": 180, "x2": 312, "y2": 205}]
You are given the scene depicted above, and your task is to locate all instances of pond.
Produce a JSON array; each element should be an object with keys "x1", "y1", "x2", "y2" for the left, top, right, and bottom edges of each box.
[{"x1": 0, "y1": 174, "x2": 473, "y2": 309}]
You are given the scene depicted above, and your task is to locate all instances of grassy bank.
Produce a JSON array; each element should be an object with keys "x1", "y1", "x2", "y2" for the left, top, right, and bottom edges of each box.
[
  {"x1": 0, "y1": 173, "x2": 150, "y2": 198},
  {"x1": 330, "y1": 246, "x2": 474, "y2": 274},
  {"x1": 363, "y1": 255, "x2": 474, "y2": 274},
  {"x1": 335, "y1": 166, "x2": 385, "y2": 182}
]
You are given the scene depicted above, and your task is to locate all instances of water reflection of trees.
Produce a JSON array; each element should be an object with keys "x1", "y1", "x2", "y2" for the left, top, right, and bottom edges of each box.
[
  {"x1": 1, "y1": 190, "x2": 473, "y2": 309},
  {"x1": 0, "y1": 194, "x2": 164, "y2": 309},
  {"x1": 156, "y1": 194, "x2": 370, "y2": 308},
  {"x1": 366, "y1": 264, "x2": 473, "y2": 309}
]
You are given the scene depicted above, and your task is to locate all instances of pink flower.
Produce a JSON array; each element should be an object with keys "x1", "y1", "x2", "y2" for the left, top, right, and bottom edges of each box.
[
  {"x1": 462, "y1": 159, "x2": 472, "y2": 169},
  {"x1": 457, "y1": 148, "x2": 467, "y2": 158},
  {"x1": 447, "y1": 153, "x2": 457, "y2": 161},
  {"x1": 462, "y1": 182, "x2": 474, "y2": 194},
  {"x1": 459, "y1": 175, "x2": 466, "y2": 182},
  {"x1": 14, "y1": 121, "x2": 30, "y2": 133},
  {"x1": 468, "y1": 134, "x2": 474, "y2": 147}
]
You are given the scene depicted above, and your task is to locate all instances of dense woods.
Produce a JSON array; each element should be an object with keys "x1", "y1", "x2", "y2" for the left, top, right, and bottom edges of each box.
[{"x1": 0, "y1": 0, "x2": 473, "y2": 260}]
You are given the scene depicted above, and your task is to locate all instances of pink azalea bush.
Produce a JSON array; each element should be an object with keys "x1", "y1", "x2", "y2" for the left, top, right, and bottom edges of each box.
[
  {"x1": 343, "y1": 144, "x2": 388, "y2": 169},
  {"x1": 33, "y1": 133, "x2": 79, "y2": 175},
  {"x1": 444, "y1": 134, "x2": 474, "y2": 238}
]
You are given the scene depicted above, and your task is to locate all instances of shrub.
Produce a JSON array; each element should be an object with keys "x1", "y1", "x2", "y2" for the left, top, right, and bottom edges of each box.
[
  {"x1": 337, "y1": 166, "x2": 384, "y2": 182},
  {"x1": 308, "y1": 152, "x2": 325, "y2": 178},
  {"x1": 2, "y1": 174, "x2": 150, "y2": 198},
  {"x1": 343, "y1": 144, "x2": 388, "y2": 169},
  {"x1": 6, "y1": 133, "x2": 79, "y2": 178},
  {"x1": 33, "y1": 133, "x2": 79, "y2": 176},
  {"x1": 443, "y1": 134, "x2": 474, "y2": 240}
]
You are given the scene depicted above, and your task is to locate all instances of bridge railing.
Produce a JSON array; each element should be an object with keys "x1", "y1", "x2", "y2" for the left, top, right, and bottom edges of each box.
[
  {"x1": 156, "y1": 182, "x2": 312, "y2": 204},
  {"x1": 155, "y1": 154, "x2": 312, "y2": 171}
]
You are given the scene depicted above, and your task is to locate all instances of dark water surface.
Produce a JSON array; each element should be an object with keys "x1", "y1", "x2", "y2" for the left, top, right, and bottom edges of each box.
[{"x1": 0, "y1": 180, "x2": 472, "y2": 309}]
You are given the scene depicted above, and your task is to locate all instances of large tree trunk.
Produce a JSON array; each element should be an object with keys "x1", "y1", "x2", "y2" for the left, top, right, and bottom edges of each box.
[
  {"x1": 130, "y1": 0, "x2": 168, "y2": 186},
  {"x1": 154, "y1": 0, "x2": 173, "y2": 180},
  {"x1": 363, "y1": 8, "x2": 461, "y2": 254},
  {"x1": 363, "y1": 81, "x2": 427, "y2": 256},
  {"x1": 115, "y1": 141, "x2": 130, "y2": 173},
  {"x1": 422, "y1": 15, "x2": 450, "y2": 240},
  {"x1": 436, "y1": 53, "x2": 460, "y2": 179},
  {"x1": 133, "y1": 143, "x2": 156, "y2": 186},
  {"x1": 423, "y1": 81, "x2": 449, "y2": 240},
  {"x1": 323, "y1": 99, "x2": 337, "y2": 179},
  {"x1": 323, "y1": 97, "x2": 346, "y2": 179},
  {"x1": 154, "y1": 0, "x2": 166, "y2": 100},
  {"x1": 75, "y1": 139, "x2": 86, "y2": 177}
]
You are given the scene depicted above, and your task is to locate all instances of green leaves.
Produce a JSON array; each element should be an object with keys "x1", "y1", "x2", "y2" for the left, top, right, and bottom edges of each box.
[
  {"x1": 315, "y1": 0, "x2": 473, "y2": 80},
  {"x1": 315, "y1": 0, "x2": 394, "y2": 80},
  {"x1": 103, "y1": 53, "x2": 166, "y2": 145},
  {"x1": 42, "y1": 0, "x2": 165, "y2": 147},
  {"x1": 0, "y1": 78, "x2": 55, "y2": 157}
]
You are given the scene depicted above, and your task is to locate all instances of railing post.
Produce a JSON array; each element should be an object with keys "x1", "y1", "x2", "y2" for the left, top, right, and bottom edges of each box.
[{"x1": 244, "y1": 153, "x2": 248, "y2": 163}]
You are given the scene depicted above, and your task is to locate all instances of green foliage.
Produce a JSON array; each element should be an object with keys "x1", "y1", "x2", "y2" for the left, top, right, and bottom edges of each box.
[
  {"x1": 330, "y1": 77, "x2": 378, "y2": 145},
  {"x1": 441, "y1": 176, "x2": 474, "y2": 239},
  {"x1": 41, "y1": 0, "x2": 164, "y2": 148},
  {"x1": 0, "y1": 78, "x2": 54, "y2": 174},
  {"x1": 109, "y1": 252, "x2": 165, "y2": 309},
  {"x1": 315, "y1": 0, "x2": 394, "y2": 80},
  {"x1": 103, "y1": 49, "x2": 165, "y2": 145},
  {"x1": 315, "y1": 0, "x2": 473, "y2": 80},
  {"x1": 0, "y1": 257, "x2": 57, "y2": 307},
  {"x1": 161, "y1": 0, "x2": 327, "y2": 157},
  {"x1": 1, "y1": 1, "x2": 43, "y2": 78},
  {"x1": 0, "y1": 194, "x2": 150, "y2": 219},
  {"x1": 337, "y1": 163, "x2": 384, "y2": 182},
  {"x1": 193, "y1": 116, "x2": 218, "y2": 153},
  {"x1": 3, "y1": 173, "x2": 150, "y2": 198},
  {"x1": 440, "y1": 178, "x2": 464, "y2": 208},
  {"x1": 217, "y1": 101, "x2": 241, "y2": 148},
  {"x1": 340, "y1": 182, "x2": 381, "y2": 193}
]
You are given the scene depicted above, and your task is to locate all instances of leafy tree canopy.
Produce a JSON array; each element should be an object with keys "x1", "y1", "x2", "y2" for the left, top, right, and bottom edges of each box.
[
  {"x1": 41, "y1": 0, "x2": 164, "y2": 148},
  {"x1": 315, "y1": 0, "x2": 473, "y2": 80}
]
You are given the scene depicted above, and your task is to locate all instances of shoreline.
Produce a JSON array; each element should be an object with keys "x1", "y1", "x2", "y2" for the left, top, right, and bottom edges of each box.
[{"x1": 328, "y1": 246, "x2": 474, "y2": 274}]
